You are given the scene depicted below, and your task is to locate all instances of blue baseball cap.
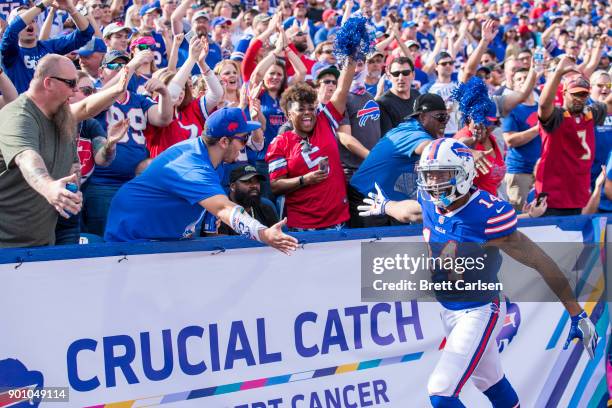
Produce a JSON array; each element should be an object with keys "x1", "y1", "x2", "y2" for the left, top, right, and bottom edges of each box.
[
  {"x1": 139, "y1": 3, "x2": 161, "y2": 17},
  {"x1": 211, "y1": 16, "x2": 232, "y2": 28},
  {"x1": 77, "y1": 37, "x2": 107, "y2": 57},
  {"x1": 205, "y1": 108, "x2": 261, "y2": 138}
]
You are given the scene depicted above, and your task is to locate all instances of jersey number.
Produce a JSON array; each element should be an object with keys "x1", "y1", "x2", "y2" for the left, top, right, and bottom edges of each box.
[
  {"x1": 478, "y1": 194, "x2": 502, "y2": 209},
  {"x1": 577, "y1": 130, "x2": 592, "y2": 160},
  {"x1": 107, "y1": 106, "x2": 147, "y2": 145}
]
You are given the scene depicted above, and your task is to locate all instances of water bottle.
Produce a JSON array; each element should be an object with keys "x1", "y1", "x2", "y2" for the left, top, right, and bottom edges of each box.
[
  {"x1": 533, "y1": 46, "x2": 545, "y2": 73},
  {"x1": 65, "y1": 182, "x2": 78, "y2": 217}
]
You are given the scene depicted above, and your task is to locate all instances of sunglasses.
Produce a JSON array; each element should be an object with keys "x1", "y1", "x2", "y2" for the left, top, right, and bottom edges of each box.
[
  {"x1": 390, "y1": 69, "x2": 412, "y2": 77},
  {"x1": 79, "y1": 86, "x2": 96, "y2": 96},
  {"x1": 595, "y1": 83, "x2": 612, "y2": 89},
  {"x1": 438, "y1": 60, "x2": 454, "y2": 66},
  {"x1": 321, "y1": 49, "x2": 334, "y2": 54},
  {"x1": 321, "y1": 79, "x2": 337, "y2": 85},
  {"x1": 430, "y1": 112, "x2": 449, "y2": 123},
  {"x1": 135, "y1": 44, "x2": 153, "y2": 51},
  {"x1": 50, "y1": 76, "x2": 77, "y2": 88},
  {"x1": 105, "y1": 62, "x2": 126, "y2": 70}
]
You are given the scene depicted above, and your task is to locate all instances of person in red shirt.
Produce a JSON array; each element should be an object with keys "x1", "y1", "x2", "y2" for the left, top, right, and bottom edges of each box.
[
  {"x1": 454, "y1": 107, "x2": 506, "y2": 196},
  {"x1": 266, "y1": 59, "x2": 356, "y2": 230},
  {"x1": 537, "y1": 56, "x2": 612, "y2": 216},
  {"x1": 144, "y1": 37, "x2": 223, "y2": 158}
]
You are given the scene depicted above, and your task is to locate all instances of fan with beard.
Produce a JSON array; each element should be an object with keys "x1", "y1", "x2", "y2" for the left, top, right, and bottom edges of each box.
[
  {"x1": 52, "y1": 102, "x2": 78, "y2": 143},
  {"x1": 233, "y1": 184, "x2": 261, "y2": 208}
]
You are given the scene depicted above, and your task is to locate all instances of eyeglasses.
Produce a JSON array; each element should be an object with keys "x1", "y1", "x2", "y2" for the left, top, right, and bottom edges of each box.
[
  {"x1": 595, "y1": 83, "x2": 612, "y2": 89},
  {"x1": 79, "y1": 86, "x2": 96, "y2": 96},
  {"x1": 50, "y1": 76, "x2": 77, "y2": 89},
  {"x1": 438, "y1": 60, "x2": 454, "y2": 67},
  {"x1": 430, "y1": 112, "x2": 450, "y2": 123},
  {"x1": 105, "y1": 62, "x2": 126, "y2": 70},
  {"x1": 321, "y1": 79, "x2": 337, "y2": 85},
  {"x1": 390, "y1": 69, "x2": 412, "y2": 77},
  {"x1": 135, "y1": 44, "x2": 153, "y2": 51}
]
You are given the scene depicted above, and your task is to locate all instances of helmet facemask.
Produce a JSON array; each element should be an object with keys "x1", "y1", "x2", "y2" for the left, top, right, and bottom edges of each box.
[{"x1": 417, "y1": 165, "x2": 471, "y2": 208}]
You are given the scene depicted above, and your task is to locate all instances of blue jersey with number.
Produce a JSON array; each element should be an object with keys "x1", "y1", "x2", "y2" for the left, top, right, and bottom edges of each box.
[
  {"x1": 150, "y1": 31, "x2": 167, "y2": 68},
  {"x1": 0, "y1": 16, "x2": 94, "y2": 93},
  {"x1": 247, "y1": 90, "x2": 286, "y2": 163},
  {"x1": 89, "y1": 92, "x2": 156, "y2": 186},
  {"x1": 104, "y1": 137, "x2": 226, "y2": 242},
  {"x1": 419, "y1": 188, "x2": 518, "y2": 310}
]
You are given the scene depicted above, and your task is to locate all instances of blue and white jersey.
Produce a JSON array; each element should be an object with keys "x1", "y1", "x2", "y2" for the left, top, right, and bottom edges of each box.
[
  {"x1": 89, "y1": 92, "x2": 156, "y2": 186},
  {"x1": 104, "y1": 137, "x2": 226, "y2": 242},
  {"x1": 150, "y1": 31, "x2": 167, "y2": 68},
  {"x1": 0, "y1": 15, "x2": 94, "y2": 93},
  {"x1": 419, "y1": 188, "x2": 518, "y2": 310}
]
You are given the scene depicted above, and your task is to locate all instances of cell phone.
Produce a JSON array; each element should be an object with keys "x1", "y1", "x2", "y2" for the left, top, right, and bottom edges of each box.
[
  {"x1": 185, "y1": 30, "x2": 195, "y2": 43},
  {"x1": 536, "y1": 192, "x2": 548, "y2": 206},
  {"x1": 318, "y1": 157, "x2": 329, "y2": 174}
]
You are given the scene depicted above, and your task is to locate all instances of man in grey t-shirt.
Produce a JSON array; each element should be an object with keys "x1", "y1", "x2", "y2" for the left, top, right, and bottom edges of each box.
[{"x1": 0, "y1": 54, "x2": 82, "y2": 248}]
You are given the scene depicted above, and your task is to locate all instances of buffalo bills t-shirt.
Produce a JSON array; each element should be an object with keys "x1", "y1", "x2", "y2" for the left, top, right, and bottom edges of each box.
[{"x1": 502, "y1": 103, "x2": 541, "y2": 174}]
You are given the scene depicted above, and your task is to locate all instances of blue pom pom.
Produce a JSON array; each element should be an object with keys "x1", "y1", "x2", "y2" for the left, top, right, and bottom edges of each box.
[
  {"x1": 333, "y1": 15, "x2": 376, "y2": 64},
  {"x1": 451, "y1": 77, "x2": 496, "y2": 126}
]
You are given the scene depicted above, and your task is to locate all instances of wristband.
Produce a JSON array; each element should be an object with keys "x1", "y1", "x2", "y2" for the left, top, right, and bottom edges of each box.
[
  {"x1": 229, "y1": 205, "x2": 266, "y2": 242},
  {"x1": 299, "y1": 175, "x2": 304, "y2": 187},
  {"x1": 35, "y1": 1, "x2": 47, "y2": 11}
]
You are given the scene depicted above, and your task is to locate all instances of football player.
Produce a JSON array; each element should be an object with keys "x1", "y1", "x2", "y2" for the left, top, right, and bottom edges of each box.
[{"x1": 359, "y1": 137, "x2": 598, "y2": 408}]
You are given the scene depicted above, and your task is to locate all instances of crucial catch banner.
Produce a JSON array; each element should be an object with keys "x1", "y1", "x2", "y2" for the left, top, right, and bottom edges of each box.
[{"x1": 0, "y1": 218, "x2": 609, "y2": 407}]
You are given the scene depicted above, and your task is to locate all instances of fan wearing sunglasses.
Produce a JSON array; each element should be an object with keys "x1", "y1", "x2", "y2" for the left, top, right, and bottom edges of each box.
[
  {"x1": 0, "y1": 54, "x2": 130, "y2": 247},
  {"x1": 377, "y1": 56, "x2": 420, "y2": 136},
  {"x1": 128, "y1": 35, "x2": 158, "y2": 94}
]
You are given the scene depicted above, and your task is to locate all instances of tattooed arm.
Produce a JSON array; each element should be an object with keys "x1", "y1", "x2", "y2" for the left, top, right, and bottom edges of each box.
[{"x1": 14, "y1": 150, "x2": 83, "y2": 218}]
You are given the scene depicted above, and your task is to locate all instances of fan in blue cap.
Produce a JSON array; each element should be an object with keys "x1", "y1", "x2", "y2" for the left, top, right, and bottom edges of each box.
[{"x1": 104, "y1": 107, "x2": 298, "y2": 254}]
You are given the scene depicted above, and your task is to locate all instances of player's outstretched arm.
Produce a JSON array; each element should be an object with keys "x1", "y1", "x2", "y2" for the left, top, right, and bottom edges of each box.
[
  {"x1": 357, "y1": 183, "x2": 422, "y2": 223},
  {"x1": 488, "y1": 230, "x2": 598, "y2": 359}
]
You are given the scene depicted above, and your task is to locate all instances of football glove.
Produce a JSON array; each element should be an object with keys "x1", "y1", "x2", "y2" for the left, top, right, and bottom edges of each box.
[
  {"x1": 358, "y1": 182, "x2": 389, "y2": 217},
  {"x1": 564, "y1": 311, "x2": 598, "y2": 360}
]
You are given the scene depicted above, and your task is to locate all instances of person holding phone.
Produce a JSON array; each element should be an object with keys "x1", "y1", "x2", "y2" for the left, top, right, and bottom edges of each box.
[{"x1": 265, "y1": 59, "x2": 357, "y2": 231}]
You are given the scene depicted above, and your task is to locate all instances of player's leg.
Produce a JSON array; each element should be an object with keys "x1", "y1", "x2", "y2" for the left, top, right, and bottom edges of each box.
[
  {"x1": 470, "y1": 301, "x2": 520, "y2": 408},
  {"x1": 427, "y1": 298, "x2": 502, "y2": 407}
]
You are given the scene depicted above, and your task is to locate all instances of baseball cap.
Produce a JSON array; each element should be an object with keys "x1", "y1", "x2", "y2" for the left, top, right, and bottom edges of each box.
[
  {"x1": 130, "y1": 35, "x2": 155, "y2": 50},
  {"x1": 367, "y1": 50, "x2": 384, "y2": 60},
  {"x1": 476, "y1": 65, "x2": 492, "y2": 74},
  {"x1": 322, "y1": 9, "x2": 337, "y2": 22},
  {"x1": 405, "y1": 40, "x2": 420, "y2": 49},
  {"x1": 564, "y1": 75, "x2": 590, "y2": 93},
  {"x1": 102, "y1": 50, "x2": 130, "y2": 66},
  {"x1": 410, "y1": 94, "x2": 447, "y2": 117},
  {"x1": 205, "y1": 108, "x2": 261, "y2": 138},
  {"x1": 295, "y1": 0, "x2": 306, "y2": 6},
  {"x1": 77, "y1": 37, "x2": 107, "y2": 57},
  {"x1": 139, "y1": 3, "x2": 161, "y2": 17},
  {"x1": 230, "y1": 164, "x2": 266, "y2": 183},
  {"x1": 192, "y1": 10, "x2": 209, "y2": 22},
  {"x1": 312, "y1": 63, "x2": 340, "y2": 80},
  {"x1": 253, "y1": 13, "x2": 272, "y2": 24},
  {"x1": 403, "y1": 21, "x2": 417, "y2": 29},
  {"x1": 102, "y1": 22, "x2": 132, "y2": 38},
  {"x1": 434, "y1": 51, "x2": 452, "y2": 64},
  {"x1": 212, "y1": 16, "x2": 232, "y2": 28}
]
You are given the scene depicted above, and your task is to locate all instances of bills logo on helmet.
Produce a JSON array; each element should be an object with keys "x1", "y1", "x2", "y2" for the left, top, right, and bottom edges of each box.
[
  {"x1": 450, "y1": 142, "x2": 473, "y2": 159},
  {"x1": 356, "y1": 100, "x2": 380, "y2": 127},
  {"x1": 496, "y1": 300, "x2": 521, "y2": 353},
  {"x1": 0, "y1": 358, "x2": 44, "y2": 407}
]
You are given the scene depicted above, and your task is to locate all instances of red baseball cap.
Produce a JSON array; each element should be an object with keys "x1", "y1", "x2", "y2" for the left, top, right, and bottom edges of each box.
[{"x1": 564, "y1": 75, "x2": 590, "y2": 93}]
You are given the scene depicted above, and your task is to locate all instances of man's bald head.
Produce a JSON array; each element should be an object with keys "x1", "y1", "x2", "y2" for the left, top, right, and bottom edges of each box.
[{"x1": 32, "y1": 54, "x2": 77, "y2": 84}]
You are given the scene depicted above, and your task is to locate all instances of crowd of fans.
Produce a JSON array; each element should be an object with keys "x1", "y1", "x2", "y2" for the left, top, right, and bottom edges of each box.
[{"x1": 0, "y1": 0, "x2": 611, "y2": 248}]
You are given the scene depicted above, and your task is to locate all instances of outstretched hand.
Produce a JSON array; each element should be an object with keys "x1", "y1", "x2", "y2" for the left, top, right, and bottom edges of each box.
[
  {"x1": 259, "y1": 218, "x2": 299, "y2": 255},
  {"x1": 564, "y1": 311, "x2": 599, "y2": 360},
  {"x1": 357, "y1": 182, "x2": 389, "y2": 217}
]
